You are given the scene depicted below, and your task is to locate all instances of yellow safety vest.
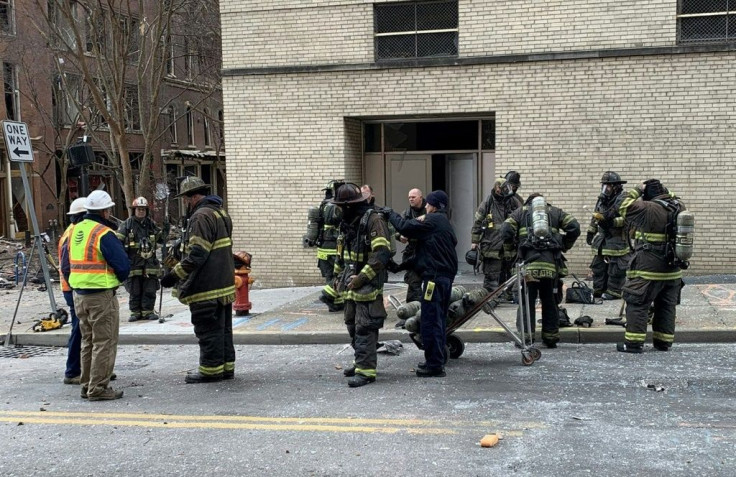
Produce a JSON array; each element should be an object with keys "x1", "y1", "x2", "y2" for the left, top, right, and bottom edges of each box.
[
  {"x1": 58, "y1": 224, "x2": 75, "y2": 292},
  {"x1": 69, "y1": 220, "x2": 121, "y2": 289}
]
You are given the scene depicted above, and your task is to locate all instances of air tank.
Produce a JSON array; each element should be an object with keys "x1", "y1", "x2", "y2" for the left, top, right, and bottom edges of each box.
[
  {"x1": 305, "y1": 206, "x2": 320, "y2": 244},
  {"x1": 675, "y1": 210, "x2": 694, "y2": 262},
  {"x1": 531, "y1": 196, "x2": 549, "y2": 238},
  {"x1": 396, "y1": 301, "x2": 421, "y2": 320}
]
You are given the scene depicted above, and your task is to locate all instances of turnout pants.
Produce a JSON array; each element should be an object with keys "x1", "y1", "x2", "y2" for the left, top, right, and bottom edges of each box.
[
  {"x1": 420, "y1": 276, "x2": 453, "y2": 370},
  {"x1": 190, "y1": 299, "x2": 236, "y2": 376},
  {"x1": 125, "y1": 275, "x2": 159, "y2": 317},
  {"x1": 344, "y1": 298, "x2": 386, "y2": 378},
  {"x1": 404, "y1": 269, "x2": 423, "y2": 303},
  {"x1": 516, "y1": 278, "x2": 559, "y2": 344},
  {"x1": 623, "y1": 278, "x2": 681, "y2": 349},
  {"x1": 74, "y1": 289, "x2": 119, "y2": 396},
  {"x1": 482, "y1": 257, "x2": 503, "y2": 292},
  {"x1": 590, "y1": 255, "x2": 629, "y2": 298},
  {"x1": 63, "y1": 290, "x2": 81, "y2": 379}
]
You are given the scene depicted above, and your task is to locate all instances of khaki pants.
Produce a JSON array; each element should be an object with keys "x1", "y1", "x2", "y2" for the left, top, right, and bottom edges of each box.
[{"x1": 74, "y1": 289, "x2": 120, "y2": 396}]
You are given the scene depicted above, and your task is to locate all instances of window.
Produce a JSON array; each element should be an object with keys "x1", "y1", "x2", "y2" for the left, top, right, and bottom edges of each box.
[
  {"x1": 217, "y1": 110, "x2": 224, "y2": 144},
  {"x1": 183, "y1": 37, "x2": 193, "y2": 78},
  {"x1": 85, "y1": 10, "x2": 106, "y2": 53},
  {"x1": 1, "y1": 0, "x2": 15, "y2": 34},
  {"x1": 185, "y1": 106, "x2": 194, "y2": 145},
  {"x1": 3, "y1": 62, "x2": 19, "y2": 120},
  {"x1": 165, "y1": 35, "x2": 175, "y2": 76},
  {"x1": 53, "y1": 73, "x2": 81, "y2": 126},
  {"x1": 374, "y1": 1, "x2": 458, "y2": 60},
  {"x1": 678, "y1": 1, "x2": 736, "y2": 43},
  {"x1": 49, "y1": 0, "x2": 77, "y2": 48},
  {"x1": 203, "y1": 108, "x2": 211, "y2": 147},
  {"x1": 168, "y1": 106, "x2": 178, "y2": 144}
]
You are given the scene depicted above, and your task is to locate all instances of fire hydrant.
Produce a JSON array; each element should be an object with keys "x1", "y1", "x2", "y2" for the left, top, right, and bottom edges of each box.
[{"x1": 233, "y1": 251, "x2": 254, "y2": 316}]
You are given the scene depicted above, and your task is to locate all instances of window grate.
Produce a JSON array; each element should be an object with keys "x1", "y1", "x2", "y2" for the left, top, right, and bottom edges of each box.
[
  {"x1": 678, "y1": 0, "x2": 736, "y2": 43},
  {"x1": 375, "y1": 1, "x2": 458, "y2": 60}
]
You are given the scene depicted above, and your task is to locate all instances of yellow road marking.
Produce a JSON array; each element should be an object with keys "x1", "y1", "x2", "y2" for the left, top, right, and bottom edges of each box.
[{"x1": 0, "y1": 410, "x2": 543, "y2": 435}]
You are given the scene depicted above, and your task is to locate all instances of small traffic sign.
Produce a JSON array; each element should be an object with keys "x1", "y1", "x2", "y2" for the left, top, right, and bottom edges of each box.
[{"x1": 2, "y1": 120, "x2": 33, "y2": 163}]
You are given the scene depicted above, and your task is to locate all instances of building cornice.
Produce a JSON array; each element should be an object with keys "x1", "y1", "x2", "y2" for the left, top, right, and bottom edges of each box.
[{"x1": 222, "y1": 43, "x2": 736, "y2": 77}]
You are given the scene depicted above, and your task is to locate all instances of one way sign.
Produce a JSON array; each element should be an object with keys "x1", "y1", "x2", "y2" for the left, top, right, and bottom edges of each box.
[{"x1": 2, "y1": 120, "x2": 33, "y2": 163}]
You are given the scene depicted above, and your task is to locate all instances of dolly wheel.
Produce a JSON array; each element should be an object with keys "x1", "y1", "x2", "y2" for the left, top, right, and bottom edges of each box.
[
  {"x1": 530, "y1": 348, "x2": 542, "y2": 361},
  {"x1": 447, "y1": 334, "x2": 465, "y2": 359},
  {"x1": 521, "y1": 351, "x2": 534, "y2": 366}
]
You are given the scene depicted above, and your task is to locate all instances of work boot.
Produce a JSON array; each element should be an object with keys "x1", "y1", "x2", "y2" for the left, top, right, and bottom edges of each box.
[
  {"x1": 185, "y1": 371, "x2": 223, "y2": 384},
  {"x1": 343, "y1": 366, "x2": 356, "y2": 377},
  {"x1": 223, "y1": 370, "x2": 235, "y2": 380},
  {"x1": 128, "y1": 314, "x2": 140, "y2": 322},
  {"x1": 601, "y1": 293, "x2": 620, "y2": 300},
  {"x1": 395, "y1": 319, "x2": 406, "y2": 329},
  {"x1": 543, "y1": 340, "x2": 558, "y2": 349},
  {"x1": 653, "y1": 340, "x2": 671, "y2": 352},
  {"x1": 347, "y1": 374, "x2": 375, "y2": 388},
  {"x1": 110, "y1": 373, "x2": 117, "y2": 381},
  {"x1": 63, "y1": 376, "x2": 80, "y2": 385},
  {"x1": 80, "y1": 386, "x2": 88, "y2": 399},
  {"x1": 145, "y1": 312, "x2": 160, "y2": 321},
  {"x1": 87, "y1": 387, "x2": 124, "y2": 401},
  {"x1": 416, "y1": 367, "x2": 446, "y2": 378},
  {"x1": 616, "y1": 343, "x2": 643, "y2": 354}
]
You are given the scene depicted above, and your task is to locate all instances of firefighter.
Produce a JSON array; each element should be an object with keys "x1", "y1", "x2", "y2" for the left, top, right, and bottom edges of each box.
[
  {"x1": 316, "y1": 180, "x2": 345, "y2": 312},
  {"x1": 586, "y1": 172, "x2": 632, "y2": 300},
  {"x1": 60, "y1": 197, "x2": 87, "y2": 385},
  {"x1": 616, "y1": 179, "x2": 686, "y2": 353},
  {"x1": 331, "y1": 183, "x2": 391, "y2": 387},
  {"x1": 394, "y1": 188, "x2": 426, "y2": 328},
  {"x1": 116, "y1": 197, "x2": 163, "y2": 322},
  {"x1": 386, "y1": 190, "x2": 458, "y2": 377},
  {"x1": 160, "y1": 176, "x2": 236, "y2": 382},
  {"x1": 501, "y1": 193, "x2": 580, "y2": 348},
  {"x1": 498, "y1": 171, "x2": 523, "y2": 297},
  {"x1": 471, "y1": 176, "x2": 523, "y2": 299}
]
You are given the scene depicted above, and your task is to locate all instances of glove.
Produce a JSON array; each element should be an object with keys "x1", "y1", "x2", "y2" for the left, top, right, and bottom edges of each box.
[
  {"x1": 160, "y1": 272, "x2": 178, "y2": 288},
  {"x1": 586, "y1": 232, "x2": 595, "y2": 246},
  {"x1": 347, "y1": 274, "x2": 367, "y2": 290},
  {"x1": 598, "y1": 215, "x2": 614, "y2": 230},
  {"x1": 574, "y1": 316, "x2": 594, "y2": 328},
  {"x1": 376, "y1": 206, "x2": 393, "y2": 216}
]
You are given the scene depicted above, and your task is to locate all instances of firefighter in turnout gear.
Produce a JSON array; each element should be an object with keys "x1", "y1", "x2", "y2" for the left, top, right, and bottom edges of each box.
[
  {"x1": 316, "y1": 180, "x2": 345, "y2": 312},
  {"x1": 501, "y1": 193, "x2": 580, "y2": 348},
  {"x1": 160, "y1": 176, "x2": 236, "y2": 383},
  {"x1": 615, "y1": 179, "x2": 686, "y2": 353},
  {"x1": 586, "y1": 172, "x2": 632, "y2": 300},
  {"x1": 331, "y1": 183, "x2": 391, "y2": 388},
  {"x1": 471, "y1": 177, "x2": 523, "y2": 295},
  {"x1": 116, "y1": 197, "x2": 163, "y2": 322}
]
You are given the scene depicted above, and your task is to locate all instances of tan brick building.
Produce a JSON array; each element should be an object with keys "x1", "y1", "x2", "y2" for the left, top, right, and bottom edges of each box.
[{"x1": 220, "y1": 0, "x2": 736, "y2": 286}]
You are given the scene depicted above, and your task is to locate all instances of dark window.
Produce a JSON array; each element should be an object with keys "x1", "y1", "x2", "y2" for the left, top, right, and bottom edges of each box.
[
  {"x1": 186, "y1": 106, "x2": 194, "y2": 145},
  {"x1": 481, "y1": 120, "x2": 495, "y2": 150},
  {"x1": 124, "y1": 84, "x2": 141, "y2": 131},
  {"x1": 364, "y1": 123, "x2": 381, "y2": 152},
  {"x1": 1, "y1": 0, "x2": 13, "y2": 34},
  {"x1": 678, "y1": 1, "x2": 736, "y2": 43},
  {"x1": 3, "y1": 62, "x2": 19, "y2": 120},
  {"x1": 384, "y1": 121, "x2": 477, "y2": 151},
  {"x1": 374, "y1": 1, "x2": 458, "y2": 60}
]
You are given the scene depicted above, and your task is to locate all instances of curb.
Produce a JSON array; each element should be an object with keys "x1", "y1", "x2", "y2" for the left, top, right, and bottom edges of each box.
[{"x1": 6, "y1": 327, "x2": 736, "y2": 347}]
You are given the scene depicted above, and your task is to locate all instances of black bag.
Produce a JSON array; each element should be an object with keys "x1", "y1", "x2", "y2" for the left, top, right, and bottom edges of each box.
[{"x1": 565, "y1": 274, "x2": 595, "y2": 304}]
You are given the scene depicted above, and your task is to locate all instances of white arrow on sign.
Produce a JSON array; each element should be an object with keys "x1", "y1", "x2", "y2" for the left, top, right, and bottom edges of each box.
[{"x1": 2, "y1": 120, "x2": 33, "y2": 163}]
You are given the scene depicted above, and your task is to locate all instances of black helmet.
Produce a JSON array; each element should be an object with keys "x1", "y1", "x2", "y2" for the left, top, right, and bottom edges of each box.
[
  {"x1": 505, "y1": 171, "x2": 521, "y2": 187},
  {"x1": 330, "y1": 183, "x2": 369, "y2": 205},
  {"x1": 465, "y1": 249, "x2": 479, "y2": 266},
  {"x1": 600, "y1": 171, "x2": 627, "y2": 185},
  {"x1": 643, "y1": 179, "x2": 668, "y2": 201}
]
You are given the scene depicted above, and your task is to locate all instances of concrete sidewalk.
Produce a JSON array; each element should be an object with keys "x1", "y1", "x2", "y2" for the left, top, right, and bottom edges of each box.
[{"x1": 2, "y1": 271, "x2": 736, "y2": 347}]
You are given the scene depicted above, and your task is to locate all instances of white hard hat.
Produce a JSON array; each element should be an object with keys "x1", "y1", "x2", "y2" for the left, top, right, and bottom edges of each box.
[
  {"x1": 131, "y1": 196, "x2": 149, "y2": 208},
  {"x1": 84, "y1": 190, "x2": 115, "y2": 211},
  {"x1": 67, "y1": 197, "x2": 87, "y2": 215}
]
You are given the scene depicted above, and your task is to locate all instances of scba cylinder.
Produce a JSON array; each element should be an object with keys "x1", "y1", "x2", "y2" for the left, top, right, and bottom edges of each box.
[
  {"x1": 531, "y1": 196, "x2": 549, "y2": 238},
  {"x1": 305, "y1": 207, "x2": 320, "y2": 244},
  {"x1": 675, "y1": 210, "x2": 695, "y2": 262}
]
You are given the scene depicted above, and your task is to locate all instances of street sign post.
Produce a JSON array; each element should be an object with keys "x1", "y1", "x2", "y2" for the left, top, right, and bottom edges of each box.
[{"x1": 1, "y1": 121, "x2": 62, "y2": 345}]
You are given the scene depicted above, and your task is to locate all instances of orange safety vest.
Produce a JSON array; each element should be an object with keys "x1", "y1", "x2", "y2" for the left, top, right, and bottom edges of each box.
[
  {"x1": 68, "y1": 220, "x2": 121, "y2": 290},
  {"x1": 58, "y1": 224, "x2": 75, "y2": 292}
]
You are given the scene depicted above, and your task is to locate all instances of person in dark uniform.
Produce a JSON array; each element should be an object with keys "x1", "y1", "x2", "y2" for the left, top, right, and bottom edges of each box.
[
  {"x1": 116, "y1": 196, "x2": 163, "y2": 322},
  {"x1": 387, "y1": 190, "x2": 458, "y2": 377},
  {"x1": 616, "y1": 179, "x2": 686, "y2": 353},
  {"x1": 394, "y1": 187, "x2": 426, "y2": 327}
]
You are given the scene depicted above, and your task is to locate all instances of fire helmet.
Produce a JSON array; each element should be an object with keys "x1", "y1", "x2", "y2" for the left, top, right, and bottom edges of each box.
[
  {"x1": 131, "y1": 196, "x2": 149, "y2": 208},
  {"x1": 175, "y1": 176, "x2": 210, "y2": 198},
  {"x1": 600, "y1": 171, "x2": 627, "y2": 185},
  {"x1": 330, "y1": 183, "x2": 369, "y2": 205},
  {"x1": 465, "y1": 249, "x2": 479, "y2": 266}
]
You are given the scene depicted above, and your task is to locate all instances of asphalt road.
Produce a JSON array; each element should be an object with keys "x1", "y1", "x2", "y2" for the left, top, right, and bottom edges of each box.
[{"x1": 0, "y1": 343, "x2": 734, "y2": 476}]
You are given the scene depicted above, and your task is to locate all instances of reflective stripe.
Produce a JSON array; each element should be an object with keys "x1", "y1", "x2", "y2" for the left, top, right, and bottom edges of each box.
[
  {"x1": 600, "y1": 247, "x2": 630, "y2": 257},
  {"x1": 354, "y1": 367, "x2": 376, "y2": 378},
  {"x1": 626, "y1": 269, "x2": 682, "y2": 280},
  {"x1": 188, "y1": 235, "x2": 212, "y2": 251},
  {"x1": 345, "y1": 288, "x2": 382, "y2": 302},
  {"x1": 635, "y1": 231, "x2": 667, "y2": 242},
  {"x1": 212, "y1": 237, "x2": 232, "y2": 250},
  {"x1": 59, "y1": 225, "x2": 74, "y2": 292},
  {"x1": 179, "y1": 287, "x2": 236, "y2": 305},
  {"x1": 199, "y1": 364, "x2": 224, "y2": 376},
  {"x1": 69, "y1": 221, "x2": 120, "y2": 289},
  {"x1": 652, "y1": 331, "x2": 674, "y2": 343},
  {"x1": 625, "y1": 332, "x2": 646, "y2": 343},
  {"x1": 361, "y1": 265, "x2": 376, "y2": 280},
  {"x1": 224, "y1": 362, "x2": 235, "y2": 372},
  {"x1": 370, "y1": 237, "x2": 390, "y2": 250},
  {"x1": 317, "y1": 248, "x2": 337, "y2": 260}
]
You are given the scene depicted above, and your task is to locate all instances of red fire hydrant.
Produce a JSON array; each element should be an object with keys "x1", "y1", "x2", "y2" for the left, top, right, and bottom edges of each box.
[{"x1": 233, "y1": 251, "x2": 254, "y2": 316}]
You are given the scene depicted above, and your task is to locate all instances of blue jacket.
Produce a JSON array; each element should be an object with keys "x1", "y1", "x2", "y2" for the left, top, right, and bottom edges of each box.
[{"x1": 389, "y1": 209, "x2": 458, "y2": 280}]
